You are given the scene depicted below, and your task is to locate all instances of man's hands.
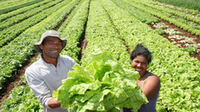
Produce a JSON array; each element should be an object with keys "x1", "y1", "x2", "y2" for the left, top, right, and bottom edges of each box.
[{"x1": 48, "y1": 98, "x2": 61, "y2": 109}]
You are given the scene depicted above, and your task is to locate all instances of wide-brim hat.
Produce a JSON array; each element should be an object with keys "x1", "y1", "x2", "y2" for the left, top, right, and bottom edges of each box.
[{"x1": 34, "y1": 30, "x2": 67, "y2": 53}]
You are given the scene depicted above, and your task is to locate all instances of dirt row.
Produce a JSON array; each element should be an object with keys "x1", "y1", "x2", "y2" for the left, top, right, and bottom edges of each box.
[{"x1": 149, "y1": 19, "x2": 200, "y2": 60}]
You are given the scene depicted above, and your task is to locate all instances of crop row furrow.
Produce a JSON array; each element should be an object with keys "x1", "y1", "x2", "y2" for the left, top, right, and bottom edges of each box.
[
  {"x1": 0, "y1": 0, "x2": 30, "y2": 8},
  {"x1": 81, "y1": 0, "x2": 130, "y2": 68},
  {"x1": 0, "y1": 0, "x2": 54, "y2": 22},
  {"x1": 59, "y1": 0, "x2": 90, "y2": 63},
  {"x1": 0, "y1": 0, "x2": 63, "y2": 31},
  {"x1": 0, "y1": 0, "x2": 43, "y2": 15},
  {"x1": 0, "y1": 0, "x2": 71, "y2": 47},
  {"x1": 132, "y1": 0, "x2": 200, "y2": 25},
  {"x1": 111, "y1": 0, "x2": 160, "y2": 24},
  {"x1": 0, "y1": 75, "x2": 42, "y2": 112},
  {"x1": 154, "y1": 0, "x2": 200, "y2": 13},
  {"x1": 124, "y1": 0, "x2": 200, "y2": 36}
]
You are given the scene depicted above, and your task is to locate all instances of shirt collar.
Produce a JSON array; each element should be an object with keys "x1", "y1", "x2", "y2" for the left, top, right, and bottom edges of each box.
[{"x1": 39, "y1": 54, "x2": 61, "y2": 66}]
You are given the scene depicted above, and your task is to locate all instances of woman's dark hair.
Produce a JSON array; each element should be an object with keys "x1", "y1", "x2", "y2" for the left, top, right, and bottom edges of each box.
[{"x1": 130, "y1": 44, "x2": 152, "y2": 64}]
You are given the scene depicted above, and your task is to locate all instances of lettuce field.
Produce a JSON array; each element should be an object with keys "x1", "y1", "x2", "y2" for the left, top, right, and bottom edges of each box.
[{"x1": 0, "y1": 0, "x2": 200, "y2": 111}]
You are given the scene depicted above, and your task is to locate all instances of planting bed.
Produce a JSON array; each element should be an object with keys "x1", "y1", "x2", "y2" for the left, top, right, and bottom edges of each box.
[{"x1": 150, "y1": 19, "x2": 200, "y2": 60}]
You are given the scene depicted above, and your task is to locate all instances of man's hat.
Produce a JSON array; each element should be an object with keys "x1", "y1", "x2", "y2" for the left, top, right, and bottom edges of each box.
[{"x1": 34, "y1": 30, "x2": 67, "y2": 53}]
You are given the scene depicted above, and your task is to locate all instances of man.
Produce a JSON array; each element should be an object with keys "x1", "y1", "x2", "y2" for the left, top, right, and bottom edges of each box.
[{"x1": 25, "y1": 30, "x2": 77, "y2": 112}]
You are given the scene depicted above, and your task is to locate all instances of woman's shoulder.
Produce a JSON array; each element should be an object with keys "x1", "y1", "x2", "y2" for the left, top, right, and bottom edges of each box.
[
  {"x1": 146, "y1": 73, "x2": 160, "y2": 87},
  {"x1": 147, "y1": 73, "x2": 160, "y2": 81},
  {"x1": 146, "y1": 73, "x2": 160, "y2": 89},
  {"x1": 143, "y1": 72, "x2": 160, "y2": 99}
]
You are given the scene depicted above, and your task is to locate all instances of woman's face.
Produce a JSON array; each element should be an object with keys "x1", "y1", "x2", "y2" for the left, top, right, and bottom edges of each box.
[{"x1": 131, "y1": 55, "x2": 148, "y2": 76}]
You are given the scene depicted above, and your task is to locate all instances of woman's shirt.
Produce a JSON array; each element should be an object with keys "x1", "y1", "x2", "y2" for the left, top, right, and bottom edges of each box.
[{"x1": 121, "y1": 73, "x2": 159, "y2": 112}]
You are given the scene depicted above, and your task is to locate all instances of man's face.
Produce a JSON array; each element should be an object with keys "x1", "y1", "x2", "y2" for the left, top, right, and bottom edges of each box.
[{"x1": 39, "y1": 37, "x2": 63, "y2": 59}]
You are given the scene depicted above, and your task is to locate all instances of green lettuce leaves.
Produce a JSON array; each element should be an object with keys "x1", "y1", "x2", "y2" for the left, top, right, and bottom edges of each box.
[{"x1": 53, "y1": 50, "x2": 148, "y2": 112}]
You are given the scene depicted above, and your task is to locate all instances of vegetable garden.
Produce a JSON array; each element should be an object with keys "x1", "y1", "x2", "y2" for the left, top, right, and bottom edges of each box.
[{"x1": 0, "y1": 0, "x2": 200, "y2": 111}]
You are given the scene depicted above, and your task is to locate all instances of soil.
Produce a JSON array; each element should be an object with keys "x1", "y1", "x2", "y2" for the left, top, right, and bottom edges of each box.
[
  {"x1": 0, "y1": 52, "x2": 39, "y2": 107},
  {"x1": 149, "y1": 19, "x2": 200, "y2": 60},
  {"x1": 0, "y1": 18, "x2": 200, "y2": 107}
]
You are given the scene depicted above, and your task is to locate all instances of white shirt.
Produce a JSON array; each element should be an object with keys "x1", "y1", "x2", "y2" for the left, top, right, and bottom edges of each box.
[{"x1": 25, "y1": 55, "x2": 77, "y2": 112}]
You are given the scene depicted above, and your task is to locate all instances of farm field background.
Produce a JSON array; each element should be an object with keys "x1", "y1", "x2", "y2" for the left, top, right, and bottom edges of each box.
[{"x1": 0, "y1": 0, "x2": 200, "y2": 111}]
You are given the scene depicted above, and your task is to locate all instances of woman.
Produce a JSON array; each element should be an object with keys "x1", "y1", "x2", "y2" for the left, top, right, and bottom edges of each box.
[{"x1": 122, "y1": 44, "x2": 160, "y2": 112}]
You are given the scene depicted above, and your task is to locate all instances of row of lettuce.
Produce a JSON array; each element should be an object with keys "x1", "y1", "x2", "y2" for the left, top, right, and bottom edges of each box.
[
  {"x1": 1, "y1": 0, "x2": 200, "y2": 111},
  {"x1": 0, "y1": 0, "x2": 53, "y2": 22},
  {"x1": 0, "y1": 0, "x2": 63, "y2": 30},
  {"x1": 155, "y1": 0, "x2": 200, "y2": 12},
  {"x1": 0, "y1": 0, "x2": 73, "y2": 47},
  {"x1": 0, "y1": 0, "x2": 43, "y2": 15},
  {"x1": 111, "y1": 0, "x2": 160, "y2": 24},
  {"x1": 109, "y1": 0, "x2": 200, "y2": 37},
  {"x1": 125, "y1": 0, "x2": 200, "y2": 36},
  {"x1": 133, "y1": 0, "x2": 200, "y2": 24}
]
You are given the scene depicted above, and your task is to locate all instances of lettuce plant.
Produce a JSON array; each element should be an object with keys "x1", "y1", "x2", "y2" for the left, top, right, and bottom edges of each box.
[{"x1": 53, "y1": 51, "x2": 148, "y2": 112}]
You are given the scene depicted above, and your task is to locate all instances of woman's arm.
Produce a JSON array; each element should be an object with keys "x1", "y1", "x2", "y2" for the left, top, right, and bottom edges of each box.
[{"x1": 141, "y1": 75, "x2": 160, "y2": 100}]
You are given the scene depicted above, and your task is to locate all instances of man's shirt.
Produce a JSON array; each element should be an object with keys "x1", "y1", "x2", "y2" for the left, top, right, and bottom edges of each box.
[{"x1": 25, "y1": 55, "x2": 77, "y2": 112}]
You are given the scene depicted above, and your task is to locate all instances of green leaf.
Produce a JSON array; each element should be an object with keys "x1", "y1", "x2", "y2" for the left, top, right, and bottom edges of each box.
[{"x1": 53, "y1": 50, "x2": 148, "y2": 111}]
